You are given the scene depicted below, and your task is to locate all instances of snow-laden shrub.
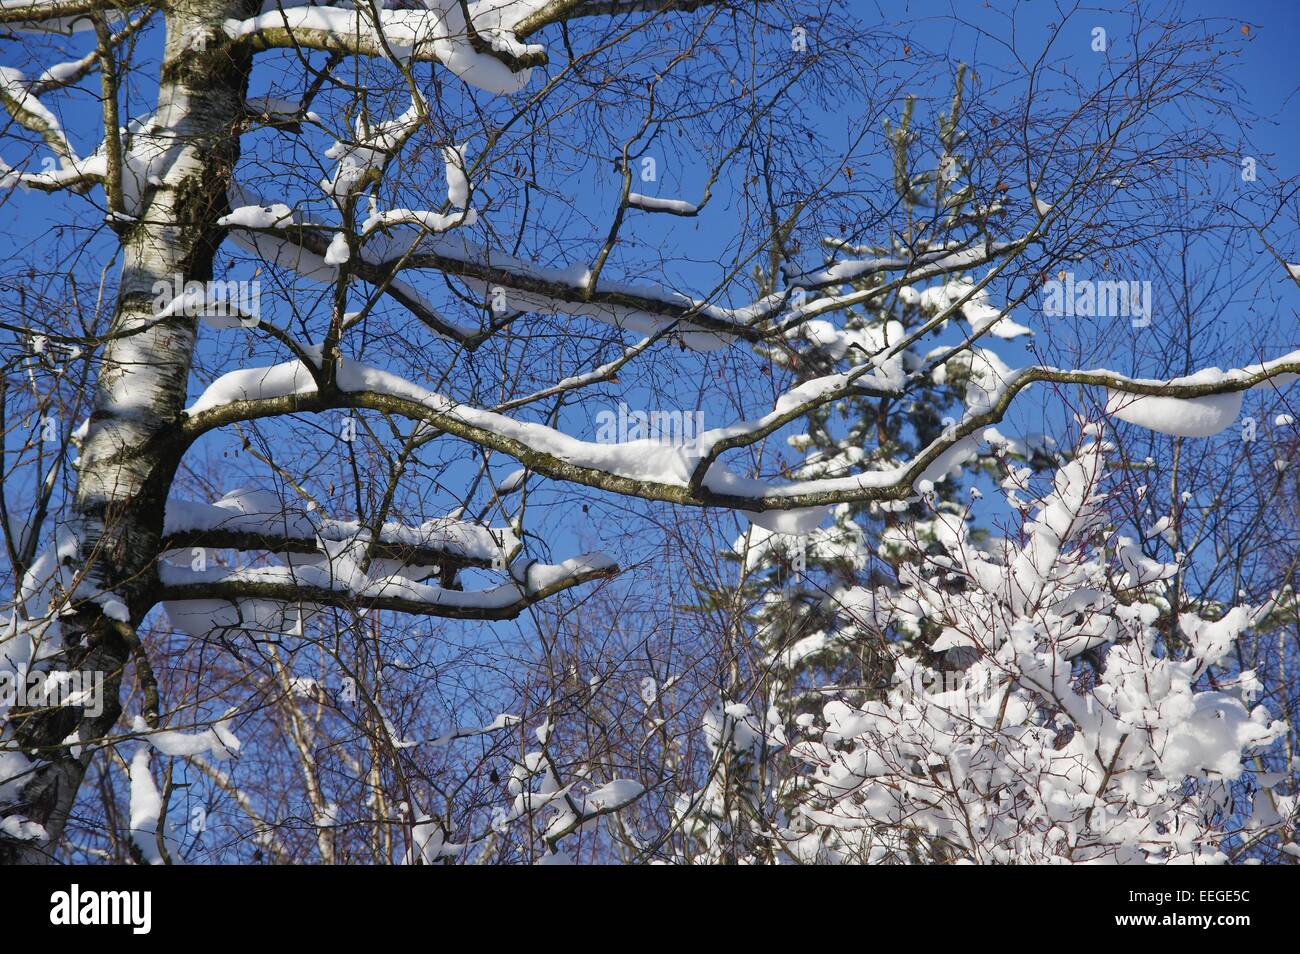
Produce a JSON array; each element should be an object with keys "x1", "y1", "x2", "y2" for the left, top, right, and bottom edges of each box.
[
  {"x1": 673, "y1": 700, "x2": 786, "y2": 864},
  {"x1": 785, "y1": 434, "x2": 1292, "y2": 863}
]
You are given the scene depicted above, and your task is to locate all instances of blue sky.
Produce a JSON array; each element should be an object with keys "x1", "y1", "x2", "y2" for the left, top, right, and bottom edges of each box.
[
  {"x1": 1, "y1": 1, "x2": 1295, "y2": 586},
  {"x1": 2, "y1": 1, "x2": 1296, "y2": 563}
]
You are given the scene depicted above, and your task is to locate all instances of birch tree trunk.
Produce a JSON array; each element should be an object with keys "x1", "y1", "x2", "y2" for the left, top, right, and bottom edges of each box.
[{"x1": 0, "y1": 0, "x2": 257, "y2": 863}]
